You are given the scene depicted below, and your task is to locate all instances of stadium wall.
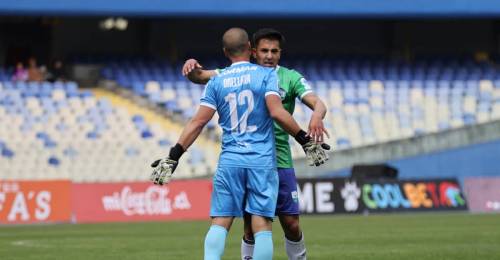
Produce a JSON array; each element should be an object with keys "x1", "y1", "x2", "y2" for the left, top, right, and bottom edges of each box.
[
  {"x1": 0, "y1": 19, "x2": 52, "y2": 66},
  {"x1": 1, "y1": 18, "x2": 498, "y2": 65},
  {"x1": 320, "y1": 138, "x2": 500, "y2": 184},
  {"x1": 387, "y1": 138, "x2": 500, "y2": 181},
  {"x1": 296, "y1": 120, "x2": 500, "y2": 181},
  {"x1": 50, "y1": 18, "x2": 150, "y2": 59},
  {"x1": 46, "y1": 19, "x2": 500, "y2": 62}
]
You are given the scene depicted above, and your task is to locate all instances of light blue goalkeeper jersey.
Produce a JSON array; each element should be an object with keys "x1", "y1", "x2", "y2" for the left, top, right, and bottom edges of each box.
[{"x1": 200, "y1": 61, "x2": 280, "y2": 168}]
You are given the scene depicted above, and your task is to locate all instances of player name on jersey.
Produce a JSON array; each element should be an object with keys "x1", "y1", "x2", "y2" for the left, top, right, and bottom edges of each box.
[{"x1": 223, "y1": 74, "x2": 251, "y2": 88}]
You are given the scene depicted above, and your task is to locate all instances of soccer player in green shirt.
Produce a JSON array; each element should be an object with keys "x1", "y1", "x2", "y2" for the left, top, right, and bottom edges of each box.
[{"x1": 182, "y1": 28, "x2": 329, "y2": 260}]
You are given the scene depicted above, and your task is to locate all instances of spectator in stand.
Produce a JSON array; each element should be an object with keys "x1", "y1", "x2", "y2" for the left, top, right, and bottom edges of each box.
[
  {"x1": 12, "y1": 62, "x2": 28, "y2": 81},
  {"x1": 48, "y1": 59, "x2": 67, "y2": 82},
  {"x1": 27, "y1": 57, "x2": 44, "y2": 82},
  {"x1": 40, "y1": 65, "x2": 49, "y2": 81}
]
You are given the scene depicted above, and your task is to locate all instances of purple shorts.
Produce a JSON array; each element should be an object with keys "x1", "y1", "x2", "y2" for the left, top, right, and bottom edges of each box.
[{"x1": 276, "y1": 168, "x2": 300, "y2": 215}]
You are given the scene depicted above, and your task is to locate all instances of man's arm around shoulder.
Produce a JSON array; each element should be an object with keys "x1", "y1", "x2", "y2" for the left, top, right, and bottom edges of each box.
[{"x1": 182, "y1": 58, "x2": 217, "y2": 85}]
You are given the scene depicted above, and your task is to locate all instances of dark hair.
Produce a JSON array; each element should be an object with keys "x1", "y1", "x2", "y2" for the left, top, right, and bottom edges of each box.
[{"x1": 252, "y1": 28, "x2": 285, "y2": 48}]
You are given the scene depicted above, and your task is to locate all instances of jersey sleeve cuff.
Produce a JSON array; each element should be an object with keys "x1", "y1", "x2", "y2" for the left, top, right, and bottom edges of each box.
[
  {"x1": 265, "y1": 91, "x2": 280, "y2": 97},
  {"x1": 200, "y1": 102, "x2": 216, "y2": 110},
  {"x1": 299, "y1": 90, "x2": 314, "y2": 100}
]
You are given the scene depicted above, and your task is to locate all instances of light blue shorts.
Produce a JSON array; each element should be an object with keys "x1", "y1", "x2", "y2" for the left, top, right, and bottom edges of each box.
[{"x1": 210, "y1": 166, "x2": 278, "y2": 218}]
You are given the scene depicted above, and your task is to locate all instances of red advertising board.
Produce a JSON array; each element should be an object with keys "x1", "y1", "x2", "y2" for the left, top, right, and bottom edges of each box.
[
  {"x1": 0, "y1": 180, "x2": 71, "y2": 224},
  {"x1": 72, "y1": 180, "x2": 212, "y2": 223},
  {"x1": 464, "y1": 177, "x2": 500, "y2": 213}
]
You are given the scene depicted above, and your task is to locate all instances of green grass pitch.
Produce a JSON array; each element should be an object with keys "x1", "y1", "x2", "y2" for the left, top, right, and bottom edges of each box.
[{"x1": 1, "y1": 213, "x2": 499, "y2": 259}]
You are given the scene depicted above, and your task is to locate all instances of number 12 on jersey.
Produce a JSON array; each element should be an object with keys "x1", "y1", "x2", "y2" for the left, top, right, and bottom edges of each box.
[{"x1": 224, "y1": 89, "x2": 257, "y2": 134}]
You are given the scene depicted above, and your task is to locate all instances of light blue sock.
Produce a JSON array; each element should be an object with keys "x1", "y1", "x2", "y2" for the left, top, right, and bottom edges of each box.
[
  {"x1": 204, "y1": 225, "x2": 228, "y2": 260},
  {"x1": 253, "y1": 231, "x2": 273, "y2": 260}
]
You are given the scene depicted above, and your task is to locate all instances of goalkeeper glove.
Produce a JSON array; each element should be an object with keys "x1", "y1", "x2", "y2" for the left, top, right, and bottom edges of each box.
[
  {"x1": 294, "y1": 130, "x2": 330, "y2": 167},
  {"x1": 150, "y1": 143, "x2": 185, "y2": 185}
]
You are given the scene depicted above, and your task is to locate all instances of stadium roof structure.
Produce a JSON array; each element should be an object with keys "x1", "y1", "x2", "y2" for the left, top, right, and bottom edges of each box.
[{"x1": 1, "y1": 0, "x2": 500, "y2": 18}]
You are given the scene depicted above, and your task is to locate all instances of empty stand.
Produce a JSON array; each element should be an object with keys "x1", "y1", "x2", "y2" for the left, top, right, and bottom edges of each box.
[
  {"x1": 100, "y1": 58, "x2": 500, "y2": 156},
  {"x1": 0, "y1": 81, "x2": 216, "y2": 182}
]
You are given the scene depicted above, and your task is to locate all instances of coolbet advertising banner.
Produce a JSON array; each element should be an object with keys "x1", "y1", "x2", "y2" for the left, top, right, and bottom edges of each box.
[
  {"x1": 297, "y1": 178, "x2": 363, "y2": 214},
  {"x1": 464, "y1": 177, "x2": 500, "y2": 213},
  {"x1": 0, "y1": 180, "x2": 71, "y2": 224},
  {"x1": 71, "y1": 180, "x2": 212, "y2": 223},
  {"x1": 297, "y1": 178, "x2": 467, "y2": 214}
]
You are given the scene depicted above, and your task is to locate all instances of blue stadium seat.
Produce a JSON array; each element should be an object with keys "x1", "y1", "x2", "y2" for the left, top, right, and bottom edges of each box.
[{"x1": 93, "y1": 57, "x2": 500, "y2": 156}]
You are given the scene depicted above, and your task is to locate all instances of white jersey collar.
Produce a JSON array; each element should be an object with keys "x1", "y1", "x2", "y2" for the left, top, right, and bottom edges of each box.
[{"x1": 231, "y1": 61, "x2": 250, "y2": 66}]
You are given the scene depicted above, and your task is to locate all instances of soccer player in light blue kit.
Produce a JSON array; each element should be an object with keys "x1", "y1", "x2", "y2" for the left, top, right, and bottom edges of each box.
[
  {"x1": 183, "y1": 28, "x2": 330, "y2": 260},
  {"x1": 150, "y1": 28, "x2": 324, "y2": 260}
]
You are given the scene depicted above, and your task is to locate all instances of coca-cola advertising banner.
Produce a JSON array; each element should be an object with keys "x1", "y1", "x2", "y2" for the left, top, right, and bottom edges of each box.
[
  {"x1": 297, "y1": 178, "x2": 468, "y2": 215},
  {"x1": 71, "y1": 180, "x2": 212, "y2": 223},
  {"x1": 0, "y1": 180, "x2": 71, "y2": 224},
  {"x1": 464, "y1": 177, "x2": 500, "y2": 213}
]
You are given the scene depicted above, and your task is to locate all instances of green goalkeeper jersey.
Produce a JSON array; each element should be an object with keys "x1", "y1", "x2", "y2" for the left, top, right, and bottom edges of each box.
[
  {"x1": 215, "y1": 65, "x2": 313, "y2": 168},
  {"x1": 273, "y1": 66, "x2": 313, "y2": 168}
]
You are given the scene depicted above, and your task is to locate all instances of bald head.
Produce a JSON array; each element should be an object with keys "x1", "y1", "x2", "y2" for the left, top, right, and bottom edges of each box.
[{"x1": 222, "y1": 27, "x2": 250, "y2": 58}]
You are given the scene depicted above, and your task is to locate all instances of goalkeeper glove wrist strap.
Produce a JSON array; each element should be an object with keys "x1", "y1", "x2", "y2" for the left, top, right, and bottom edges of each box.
[
  {"x1": 294, "y1": 130, "x2": 310, "y2": 146},
  {"x1": 169, "y1": 143, "x2": 185, "y2": 161}
]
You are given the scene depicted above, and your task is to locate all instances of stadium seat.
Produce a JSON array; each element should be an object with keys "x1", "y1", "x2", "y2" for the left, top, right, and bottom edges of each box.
[
  {"x1": 95, "y1": 57, "x2": 500, "y2": 157},
  {"x1": 0, "y1": 80, "x2": 217, "y2": 182}
]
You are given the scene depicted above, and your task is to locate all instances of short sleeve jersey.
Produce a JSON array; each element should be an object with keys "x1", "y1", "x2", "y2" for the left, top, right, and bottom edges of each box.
[
  {"x1": 273, "y1": 66, "x2": 313, "y2": 168},
  {"x1": 201, "y1": 61, "x2": 280, "y2": 168},
  {"x1": 216, "y1": 65, "x2": 313, "y2": 168}
]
